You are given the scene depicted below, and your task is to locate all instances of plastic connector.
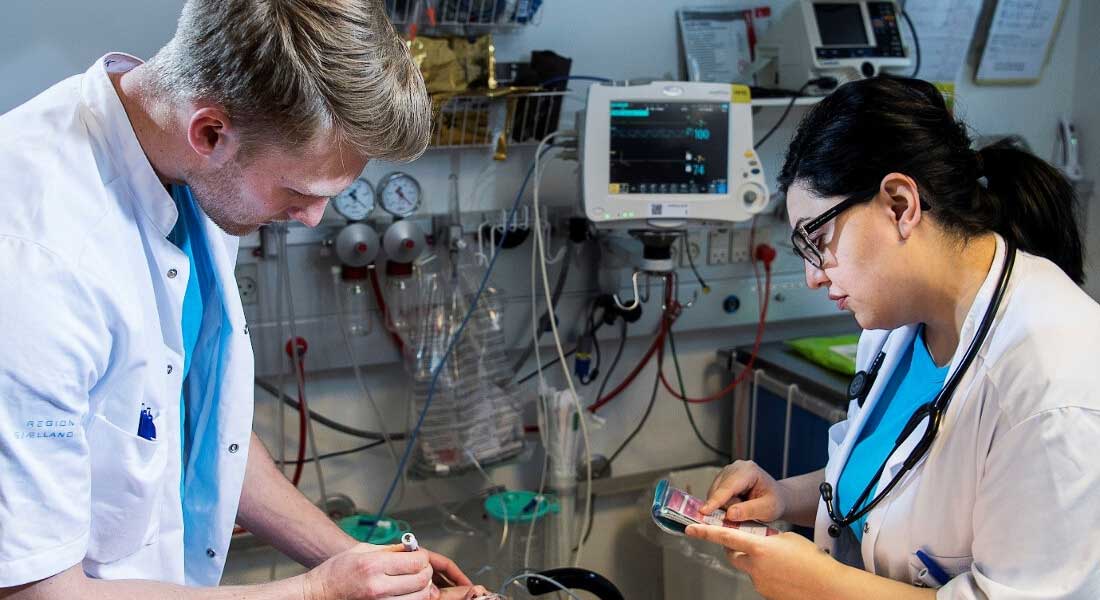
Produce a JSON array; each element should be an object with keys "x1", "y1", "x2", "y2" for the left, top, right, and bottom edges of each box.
[
  {"x1": 754, "y1": 243, "x2": 777, "y2": 268},
  {"x1": 284, "y1": 336, "x2": 309, "y2": 358}
]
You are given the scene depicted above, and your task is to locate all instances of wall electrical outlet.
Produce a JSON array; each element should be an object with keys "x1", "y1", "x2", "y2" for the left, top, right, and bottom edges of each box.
[
  {"x1": 680, "y1": 231, "x2": 705, "y2": 268},
  {"x1": 731, "y1": 229, "x2": 753, "y2": 263},
  {"x1": 707, "y1": 229, "x2": 731, "y2": 265},
  {"x1": 235, "y1": 263, "x2": 259, "y2": 306}
]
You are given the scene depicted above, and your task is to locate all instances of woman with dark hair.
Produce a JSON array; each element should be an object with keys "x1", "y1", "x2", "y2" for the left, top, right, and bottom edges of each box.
[{"x1": 685, "y1": 77, "x2": 1100, "y2": 598}]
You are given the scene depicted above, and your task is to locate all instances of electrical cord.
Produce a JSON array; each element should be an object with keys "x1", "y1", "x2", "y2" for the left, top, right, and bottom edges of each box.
[
  {"x1": 254, "y1": 378, "x2": 408, "y2": 440},
  {"x1": 516, "y1": 348, "x2": 577, "y2": 386},
  {"x1": 683, "y1": 232, "x2": 710, "y2": 293},
  {"x1": 366, "y1": 141, "x2": 562, "y2": 542},
  {"x1": 594, "y1": 319, "x2": 628, "y2": 405},
  {"x1": 577, "y1": 302, "x2": 604, "y2": 385},
  {"x1": 657, "y1": 248, "x2": 774, "y2": 403},
  {"x1": 753, "y1": 81, "x2": 812, "y2": 149},
  {"x1": 512, "y1": 242, "x2": 574, "y2": 377},
  {"x1": 531, "y1": 131, "x2": 593, "y2": 566},
  {"x1": 539, "y1": 75, "x2": 613, "y2": 88},
  {"x1": 607, "y1": 353, "x2": 662, "y2": 466},
  {"x1": 666, "y1": 327, "x2": 732, "y2": 461},
  {"x1": 902, "y1": 10, "x2": 921, "y2": 78},
  {"x1": 276, "y1": 439, "x2": 387, "y2": 465}
]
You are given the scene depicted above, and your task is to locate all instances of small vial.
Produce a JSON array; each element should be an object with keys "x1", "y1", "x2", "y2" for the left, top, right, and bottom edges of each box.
[{"x1": 401, "y1": 532, "x2": 419, "y2": 551}]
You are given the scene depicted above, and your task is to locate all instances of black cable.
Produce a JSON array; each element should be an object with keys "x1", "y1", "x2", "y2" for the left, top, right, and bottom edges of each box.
[
  {"x1": 571, "y1": 494, "x2": 599, "y2": 552},
  {"x1": 515, "y1": 348, "x2": 578, "y2": 386},
  {"x1": 682, "y1": 232, "x2": 709, "y2": 292},
  {"x1": 511, "y1": 243, "x2": 575, "y2": 375},
  {"x1": 578, "y1": 302, "x2": 605, "y2": 385},
  {"x1": 667, "y1": 328, "x2": 731, "y2": 461},
  {"x1": 753, "y1": 81, "x2": 812, "y2": 149},
  {"x1": 255, "y1": 378, "x2": 408, "y2": 441},
  {"x1": 608, "y1": 363, "x2": 661, "y2": 465},
  {"x1": 276, "y1": 439, "x2": 387, "y2": 466},
  {"x1": 902, "y1": 10, "x2": 921, "y2": 79},
  {"x1": 594, "y1": 319, "x2": 628, "y2": 403}
]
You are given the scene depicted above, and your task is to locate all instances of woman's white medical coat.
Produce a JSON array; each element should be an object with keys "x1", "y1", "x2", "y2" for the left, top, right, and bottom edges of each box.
[{"x1": 815, "y1": 235, "x2": 1100, "y2": 598}]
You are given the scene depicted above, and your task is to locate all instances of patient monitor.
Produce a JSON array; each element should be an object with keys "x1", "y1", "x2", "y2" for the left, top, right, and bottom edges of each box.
[
  {"x1": 756, "y1": 0, "x2": 912, "y2": 94},
  {"x1": 580, "y1": 81, "x2": 769, "y2": 233}
]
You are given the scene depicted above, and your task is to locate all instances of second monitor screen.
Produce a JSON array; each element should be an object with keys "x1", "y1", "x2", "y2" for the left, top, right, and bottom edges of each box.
[{"x1": 609, "y1": 101, "x2": 729, "y2": 195}]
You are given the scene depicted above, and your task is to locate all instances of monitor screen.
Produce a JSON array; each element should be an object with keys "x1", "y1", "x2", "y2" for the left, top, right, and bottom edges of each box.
[
  {"x1": 608, "y1": 101, "x2": 729, "y2": 195},
  {"x1": 814, "y1": 3, "x2": 869, "y2": 46}
]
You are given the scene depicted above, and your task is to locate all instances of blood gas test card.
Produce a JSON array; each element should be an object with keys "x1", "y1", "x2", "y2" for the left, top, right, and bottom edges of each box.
[{"x1": 652, "y1": 479, "x2": 779, "y2": 536}]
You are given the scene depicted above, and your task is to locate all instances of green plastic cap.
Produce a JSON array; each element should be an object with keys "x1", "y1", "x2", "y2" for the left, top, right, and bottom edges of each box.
[
  {"x1": 484, "y1": 490, "x2": 560, "y2": 523},
  {"x1": 338, "y1": 514, "x2": 411, "y2": 545}
]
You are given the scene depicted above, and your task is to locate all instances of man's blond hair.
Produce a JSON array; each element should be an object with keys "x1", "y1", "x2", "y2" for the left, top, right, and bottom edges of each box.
[{"x1": 151, "y1": 0, "x2": 430, "y2": 162}]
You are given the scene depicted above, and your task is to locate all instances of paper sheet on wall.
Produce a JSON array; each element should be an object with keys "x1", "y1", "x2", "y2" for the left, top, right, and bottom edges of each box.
[
  {"x1": 678, "y1": 8, "x2": 753, "y2": 83},
  {"x1": 975, "y1": 0, "x2": 1065, "y2": 84},
  {"x1": 903, "y1": 0, "x2": 983, "y2": 84}
]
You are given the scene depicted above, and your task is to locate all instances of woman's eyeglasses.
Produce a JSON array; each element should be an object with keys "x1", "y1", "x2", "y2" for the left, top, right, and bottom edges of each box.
[{"x1": 790, "y1": 190, "x2": 877, "y2": 269}]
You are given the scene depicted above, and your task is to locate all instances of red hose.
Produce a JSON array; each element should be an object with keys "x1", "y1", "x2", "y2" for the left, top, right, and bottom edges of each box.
[
  {"x1": 588, "y1": 273, "x2": 682, "y2": 413},
  {"x1": 290, "y1": 357, "x2": 308, "y2": 486},
  {"x1": 659, "y1": 266, "x2": 772, "y2": 403}
]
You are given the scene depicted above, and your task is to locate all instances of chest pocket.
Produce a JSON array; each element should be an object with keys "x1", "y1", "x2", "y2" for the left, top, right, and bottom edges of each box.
[
  {"x1": 907, "y1": 552, "x2": 974, "y2": 588},
  {"x1": 85, "y1": 413, "x2": 167, "y2": 564}
]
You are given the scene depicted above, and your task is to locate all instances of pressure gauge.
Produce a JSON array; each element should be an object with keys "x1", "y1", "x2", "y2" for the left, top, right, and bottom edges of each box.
[
  {"x1": 332, "y1": 177, "x2": 375, "y2": 221},
  {"x1": 378, "y1": 172, "x2": 422, "y2": 218}
]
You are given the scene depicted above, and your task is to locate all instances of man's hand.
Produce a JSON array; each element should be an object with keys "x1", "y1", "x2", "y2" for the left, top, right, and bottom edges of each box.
[
  {"x1": 302, "y1": 543, "x2": 436, "y2": 600},
  {"x1": 436, "y1": 586, "x2": 491, "y2": 600},
  {"x1": 701, "y1": 460, "x2": 789, "y2": 523},
  {"x1": 685, "y1": 525, "x2": 840, "y2": 600},
  {"x1": 424, "y1": 549, "x2": 472, "y2": 588}
]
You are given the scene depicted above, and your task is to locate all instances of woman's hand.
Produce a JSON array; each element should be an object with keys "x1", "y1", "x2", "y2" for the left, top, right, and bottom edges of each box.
[
  {"x1": 685, "y1": 525, "x2": 840, "y2": 600},
  {"x1": 701, "y1": 460, "x2": 789, "y2": 523}
]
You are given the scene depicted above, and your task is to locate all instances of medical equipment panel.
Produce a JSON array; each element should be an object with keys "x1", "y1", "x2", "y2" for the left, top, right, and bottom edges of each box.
[
  {"x1": 756, "y1": 0, "x2": 912, "y2": 92},
  {"x1": 581, "y1": 81, "x2": 768, "y2": 230}
]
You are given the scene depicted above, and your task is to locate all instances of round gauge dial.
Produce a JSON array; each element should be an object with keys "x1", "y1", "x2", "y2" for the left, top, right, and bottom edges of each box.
[
  {"x1": 378, "y1": 172, "x2": 422, "y2": 218},
  {"x1": 332, "y1": 177, "x2": 375, "y2": 221}
]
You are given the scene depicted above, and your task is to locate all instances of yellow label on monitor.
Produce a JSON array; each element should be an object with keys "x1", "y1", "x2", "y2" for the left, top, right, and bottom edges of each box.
[
  {"x1": 731, "y1": 85, "x2": 751, "y2": 104},
  {"x1": 609, "y1": 183, "x2": 621, "y2": 194}
]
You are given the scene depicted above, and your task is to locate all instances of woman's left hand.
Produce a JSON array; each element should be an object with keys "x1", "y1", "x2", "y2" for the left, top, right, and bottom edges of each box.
[{"x1": 685, "y1": 524, "x2": 842, "y2": 600}]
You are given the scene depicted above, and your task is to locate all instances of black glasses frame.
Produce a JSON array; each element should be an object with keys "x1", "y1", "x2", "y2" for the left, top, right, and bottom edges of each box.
[{"x1": 790, "y1": 190, "x2": 877, "y2": 269}]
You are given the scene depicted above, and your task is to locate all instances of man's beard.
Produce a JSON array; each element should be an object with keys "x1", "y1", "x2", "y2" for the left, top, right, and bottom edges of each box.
[{"x1": 184, "y1": 161, "x2": 262, "y2": 237}]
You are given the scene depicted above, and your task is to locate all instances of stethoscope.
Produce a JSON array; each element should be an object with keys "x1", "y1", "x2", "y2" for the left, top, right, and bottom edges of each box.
[{"x1": 820, "y1": 240, "x2": 1017, "y2": 538}]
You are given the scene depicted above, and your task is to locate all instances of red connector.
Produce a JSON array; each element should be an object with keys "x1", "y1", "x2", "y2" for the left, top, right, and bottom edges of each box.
[{"x1": 754, "y1": 243, "x2": 777, "y2": 268}]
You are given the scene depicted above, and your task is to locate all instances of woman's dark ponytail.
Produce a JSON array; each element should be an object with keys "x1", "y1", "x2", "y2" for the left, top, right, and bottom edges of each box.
[
  {"x1": 778, "y1": 76, "x2": 1085, "y2": 284},
  {"x1": 976, "y1": 140, "x2": 1084, "y2": 283}
]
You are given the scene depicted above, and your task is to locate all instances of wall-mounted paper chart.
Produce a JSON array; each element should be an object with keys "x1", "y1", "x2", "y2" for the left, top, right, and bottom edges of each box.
[{"x1": 975, "y1": 0, "x2": 1066, "y2": 85}]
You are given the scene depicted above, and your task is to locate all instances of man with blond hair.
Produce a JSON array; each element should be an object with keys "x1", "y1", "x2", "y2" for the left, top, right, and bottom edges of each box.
[{"x1": 0, "y1": 1, "x2": 485, "y2": 599}]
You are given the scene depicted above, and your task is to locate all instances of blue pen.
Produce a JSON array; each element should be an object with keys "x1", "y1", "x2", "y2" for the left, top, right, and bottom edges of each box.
[
  {"x1": 137, "y1": 405, "x2": 157, "y2": 441},
  {"x1": 914, "y1": 549, "x2": 949, "y2": 586}
]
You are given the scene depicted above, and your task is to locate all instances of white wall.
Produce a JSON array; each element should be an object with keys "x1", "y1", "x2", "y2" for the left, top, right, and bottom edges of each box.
[{"x1": 3, "y1": 1, "x2": 1098, "y2": 598}]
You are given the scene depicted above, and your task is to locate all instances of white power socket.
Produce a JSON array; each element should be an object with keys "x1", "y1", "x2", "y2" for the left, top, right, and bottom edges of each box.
[
  {"x1": 680, "y1": 231, "x2": 705, "y2": 268},
  {"x1": 731, "y1": 229, "x2": 753, "y2": 263},
  {"x1": 707, "y1": 229, "x2": 731, "y2": 265},
  {"x1": 235, "y1": 263, "x2": 259, "y2": 306}
]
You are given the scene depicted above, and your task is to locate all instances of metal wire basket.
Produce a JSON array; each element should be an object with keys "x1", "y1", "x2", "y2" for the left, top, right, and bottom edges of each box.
[
  {"x1": 386, "y1": 0, "x2": 543, "y2": 32},
  {"x1": 431, "y1": 91, "x2": 567, "y2": 149}
]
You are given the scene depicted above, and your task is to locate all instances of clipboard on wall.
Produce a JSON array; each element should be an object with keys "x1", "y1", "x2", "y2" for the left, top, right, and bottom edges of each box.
[{"x1": 974, "y1": 0, "x2": 1067, "y2": 85}]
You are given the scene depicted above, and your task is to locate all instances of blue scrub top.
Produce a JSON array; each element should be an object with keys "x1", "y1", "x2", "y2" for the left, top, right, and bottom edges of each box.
[
  {"x1": 168, "y1": 185, "x2": 211, "y2": 494},
  {"x1": 837, "y1": 325, "x2": 949, "y2": 541}
]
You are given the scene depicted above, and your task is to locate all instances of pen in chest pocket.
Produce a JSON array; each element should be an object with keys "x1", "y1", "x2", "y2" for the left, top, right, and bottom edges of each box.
[{"x1": 137, "y1": 405, "x2": 157, "y2": 440}]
